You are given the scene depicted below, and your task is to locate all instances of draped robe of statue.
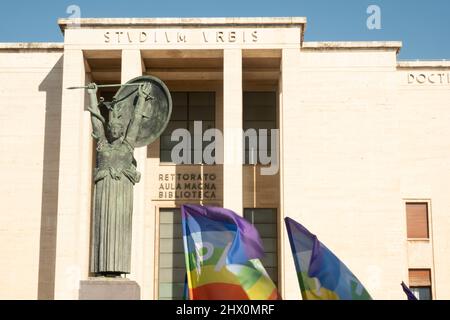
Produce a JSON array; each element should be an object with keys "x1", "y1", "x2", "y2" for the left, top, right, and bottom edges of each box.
[{"x1": 87, "y1": 84, "x2": 151, "y2": 275}]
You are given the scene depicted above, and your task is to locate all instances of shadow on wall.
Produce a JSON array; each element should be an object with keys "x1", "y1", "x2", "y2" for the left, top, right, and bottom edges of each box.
[{"x1": 37, "y1": 56, "x2": 63, "y2": 300}]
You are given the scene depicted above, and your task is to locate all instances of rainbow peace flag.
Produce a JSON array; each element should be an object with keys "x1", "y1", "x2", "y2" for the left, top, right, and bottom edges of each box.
[
  {"x1": 181, "y1": 204, "x2": 279, "y2": 300},
  {"x1": 285, "y1": 217, "x2": 372, "y2": 300}
]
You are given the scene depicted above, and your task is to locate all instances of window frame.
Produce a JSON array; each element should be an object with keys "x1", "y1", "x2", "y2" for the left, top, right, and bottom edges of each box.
[
  {"x1": 408, "y1": 268, "x2": 433, "y2": 300},
  {"x1": 159, "y1": 91, "x2": 216, "y2": 164},
  {"x1": 405, "y1": 199, "x2": 431, "y2": 241},
  {"x1": 156, "y1": 207, "x2": 186, "y2": 300},
  {"x1": 243, "y1": 91, "x2": 278, "y2": 165}
]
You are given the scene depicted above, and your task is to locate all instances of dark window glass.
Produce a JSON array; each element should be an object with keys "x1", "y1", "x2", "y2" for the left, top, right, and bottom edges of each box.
[
  {"x1": 410, "y1": 287, "x2": 432, "y2": 300},
  {"x1": 158, "y1": 208, "x2": 185, "y2": 300},
  {"x1": 160, "y1": 92, "x2": 215, "y2": 163},
  {"x1": 243, "y1": 92, "x2": 277, "y2": 164}
]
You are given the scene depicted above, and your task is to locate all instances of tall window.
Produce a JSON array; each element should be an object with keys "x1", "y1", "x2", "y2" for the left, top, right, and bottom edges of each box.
[
  {"x1": 243, "y1": 92, "x2": 277, "y2": 164},
  {"x1": 409, "y1": 269, "x2": 432, "y2": 300},
  {"x1": 160, "y1": 92, "x2": 215, "y2": 163},
  {"x1": 243, "y1": 208, "x2": 278, "y2": 285},
  {"x1": 158, "y1": 208, "x2": 185, "y2": 300},
  {"x1": 406, "y1": 202, "x2": 429, "y2": 239}
]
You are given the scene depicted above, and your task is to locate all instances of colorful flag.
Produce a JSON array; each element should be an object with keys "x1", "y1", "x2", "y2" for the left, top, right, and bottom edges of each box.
[
  {"x1": 181, "y1": 204, "x2": 279, "y2": 300},
  {"x1": 401, "y1": 281, "x2": 418, "y2": 300},
  {"x1": 285, "y1": 217, "x2": 372, "y2": 300}
]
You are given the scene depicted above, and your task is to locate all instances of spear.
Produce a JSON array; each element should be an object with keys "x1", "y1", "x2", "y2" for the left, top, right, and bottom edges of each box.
[{"x1": 67, "y1": 83, "x2": 148, "y2": 90}]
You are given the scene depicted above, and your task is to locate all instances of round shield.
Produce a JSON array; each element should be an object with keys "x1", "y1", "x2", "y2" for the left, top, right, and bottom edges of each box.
[{"x1": 113, "y1": 75, "x2": 172, "y2": 148}]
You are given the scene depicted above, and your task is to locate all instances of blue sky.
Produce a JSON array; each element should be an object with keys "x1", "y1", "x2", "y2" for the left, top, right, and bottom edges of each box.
[{"x1": 0, "y1": 0, "x2": 449, "y2": 59}]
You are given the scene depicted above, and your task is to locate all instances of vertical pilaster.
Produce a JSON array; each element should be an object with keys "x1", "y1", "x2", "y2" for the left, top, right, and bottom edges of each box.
[
  {"x1": 223, "y1": 49, "x2": 243, "y2": 215},
  {"x1": 121, "y1": 49, "x2": 145, "y2": 296},
  {"x1": 54, "y1": 49, "x2": 89, "y2": 299},
  {"x1": 279, "y1": 48, "x2": 300, "y2": 300}
]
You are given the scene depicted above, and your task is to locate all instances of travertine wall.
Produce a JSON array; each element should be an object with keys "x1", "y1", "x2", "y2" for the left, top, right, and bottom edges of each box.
[
  {"x1": 397, "y1": 68, "x2": 450, "y2": 299},
  {"x1": 280, "y1": 47, "x2": 450, "y2": 299},
  {"x1": 281, "y1": 47, "x2": 406, "y2": 300},
  {"x1": 0, "y1": 50, "x2": 63, "y2": 299}
]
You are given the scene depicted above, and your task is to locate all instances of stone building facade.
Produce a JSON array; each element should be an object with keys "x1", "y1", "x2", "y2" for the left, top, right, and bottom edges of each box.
[{"x1": 0, "y1": 17, "x2": 449, "y2": 300}]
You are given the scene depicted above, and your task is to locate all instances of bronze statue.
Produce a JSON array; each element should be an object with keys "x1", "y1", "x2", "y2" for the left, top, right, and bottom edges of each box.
[{"x1": 83, "y1": 76, "x2": 172, "y2": 276}]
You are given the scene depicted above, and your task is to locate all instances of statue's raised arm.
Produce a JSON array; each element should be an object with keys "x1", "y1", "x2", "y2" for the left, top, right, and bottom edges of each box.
[
  {"x1": 86, "y1": 83, "x2": 107, "y2": 144},
  {"x1": 125, "y1": 82, "x2": 154, "y2": 148}
]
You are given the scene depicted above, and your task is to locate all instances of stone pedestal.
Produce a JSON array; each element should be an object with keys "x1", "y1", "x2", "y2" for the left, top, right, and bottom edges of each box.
[{"x1": 79, "y1": 278, "x2": 141, "y2": 300}]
